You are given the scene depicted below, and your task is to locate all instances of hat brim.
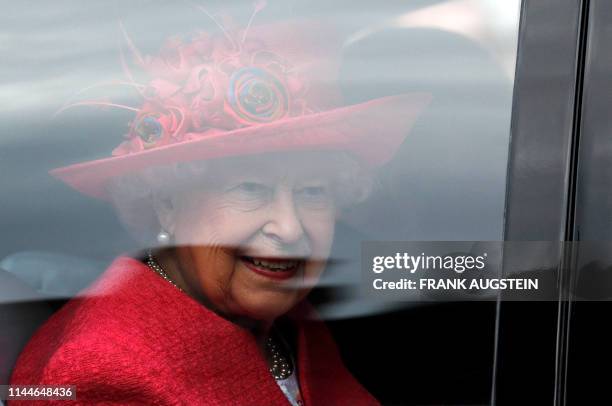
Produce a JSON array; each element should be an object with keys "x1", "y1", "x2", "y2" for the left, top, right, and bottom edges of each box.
[{"x1": 50, "y1": 93, "x2": 431, "y2": 200}]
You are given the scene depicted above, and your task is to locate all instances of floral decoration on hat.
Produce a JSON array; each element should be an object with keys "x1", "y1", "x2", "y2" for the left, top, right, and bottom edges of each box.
[
  {"x1": 50, "y1": 2, "x2": 432, "y2": 201},
  {"x1": 60, "y1": 1, "x2": 314, "y2": 157},
  {"x1": 112, "y1": 27, "x2": 310, "y2": 156}
]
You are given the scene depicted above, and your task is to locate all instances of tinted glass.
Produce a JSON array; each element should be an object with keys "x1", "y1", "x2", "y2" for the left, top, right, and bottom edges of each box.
[{"x1": 1, "y1": 1, "x2": 520, "y2": 404}]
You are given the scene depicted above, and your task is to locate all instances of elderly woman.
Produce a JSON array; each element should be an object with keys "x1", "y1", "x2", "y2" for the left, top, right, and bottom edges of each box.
[{"x1": 10, "y1": 17, "x2": 428, "y2": 405}]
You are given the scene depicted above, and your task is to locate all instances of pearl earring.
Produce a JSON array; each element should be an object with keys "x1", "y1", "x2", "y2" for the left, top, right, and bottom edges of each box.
[{"x1": 156, "y1": 230, "x2": 171, "y2": 246}]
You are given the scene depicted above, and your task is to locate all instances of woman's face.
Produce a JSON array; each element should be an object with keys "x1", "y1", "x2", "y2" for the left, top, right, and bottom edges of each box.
[{"x1": 165, "y1": 153, "x2": 338, "y2": 322}]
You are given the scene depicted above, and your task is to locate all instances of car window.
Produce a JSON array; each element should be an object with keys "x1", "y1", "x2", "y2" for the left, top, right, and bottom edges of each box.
[{"x1": 1, "y1": 1, "x2": 521, "y2": 404}]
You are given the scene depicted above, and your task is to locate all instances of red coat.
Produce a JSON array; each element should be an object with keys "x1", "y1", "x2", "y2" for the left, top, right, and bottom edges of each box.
[{"x1": 10, "y1": 257, "x2": 379, "y2": 405}]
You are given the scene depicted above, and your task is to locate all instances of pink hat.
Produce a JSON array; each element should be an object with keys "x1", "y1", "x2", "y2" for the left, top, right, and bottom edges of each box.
[{"x1": 51, "y1": 18, "x2": 431, "y2": 200}]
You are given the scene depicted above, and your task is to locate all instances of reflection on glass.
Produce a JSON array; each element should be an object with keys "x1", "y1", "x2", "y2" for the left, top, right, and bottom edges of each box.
[{"x1": 1, "y1": 1, "x2": 520, "y2": 404}]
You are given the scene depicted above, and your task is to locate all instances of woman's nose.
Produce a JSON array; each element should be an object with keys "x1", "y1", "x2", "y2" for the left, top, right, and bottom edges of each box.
[{"x1": 261, "y1": 189, "x2": 305, "y2": 245}]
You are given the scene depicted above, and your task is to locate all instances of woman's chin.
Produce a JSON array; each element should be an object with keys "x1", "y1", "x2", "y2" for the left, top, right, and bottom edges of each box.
[
  {"x1": 222, "y1": 257, "x2": 307, "y2": 319},
  {"x1": 229, "y1": 289, "x2": 304, "y2": 323}
]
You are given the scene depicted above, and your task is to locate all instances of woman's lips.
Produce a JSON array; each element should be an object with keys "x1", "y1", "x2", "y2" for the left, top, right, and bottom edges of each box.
[{"x1": 240, "y1": 256, "x2": 302, "y2": 280}]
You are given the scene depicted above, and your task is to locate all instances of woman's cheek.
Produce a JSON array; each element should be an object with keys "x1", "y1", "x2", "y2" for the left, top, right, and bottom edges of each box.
[{"x1": 306, "y1": 213, "x2": 336, "y2": 257}]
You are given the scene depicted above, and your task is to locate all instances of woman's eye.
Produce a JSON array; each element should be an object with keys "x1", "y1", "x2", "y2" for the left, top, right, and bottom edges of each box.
[
  {"x1": 296, "y1": 185, "x2": 332, "y2": 208},
  {"x1": 230, "y1": 182, "x2": 272, "y2": 200},
  {"x1": 236, "y1": 182, "x2": 267, "y2": 193},
  {"x1": 301, "y1": 186, "x2": 327, "y2": 197},
  {"x1": 224, "y1": 182, "x2": 271, "y2": 210}
]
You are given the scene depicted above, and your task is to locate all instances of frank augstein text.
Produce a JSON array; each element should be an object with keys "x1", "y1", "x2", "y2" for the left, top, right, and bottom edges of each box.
[{"x1": 373, "y1": 278, "x2": 539, "y2": 291}]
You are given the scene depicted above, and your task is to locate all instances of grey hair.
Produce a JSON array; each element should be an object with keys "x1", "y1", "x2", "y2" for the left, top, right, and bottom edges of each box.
[{"x1": 107, "y1": 152, "x2": 376, "y2": 246}]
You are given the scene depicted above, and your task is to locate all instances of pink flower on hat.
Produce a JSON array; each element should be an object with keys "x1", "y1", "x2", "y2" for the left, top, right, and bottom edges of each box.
[
  {"x1": 112, "y1": 99, "x2": 190, "y2": 156},
  {"x1": 224, "y1": 66, "x2": 289, "y2": 125}
]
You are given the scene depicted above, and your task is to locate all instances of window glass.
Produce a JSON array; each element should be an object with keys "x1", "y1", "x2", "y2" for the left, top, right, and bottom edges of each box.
[{"x1": 1, "y1": 1, "x2": 520, "y2": 404}]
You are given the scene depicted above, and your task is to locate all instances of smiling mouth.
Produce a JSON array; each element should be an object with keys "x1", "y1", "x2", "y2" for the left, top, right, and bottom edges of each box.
[{"x1": 239, "y1": 256, "x2": 304, "y2": 280}]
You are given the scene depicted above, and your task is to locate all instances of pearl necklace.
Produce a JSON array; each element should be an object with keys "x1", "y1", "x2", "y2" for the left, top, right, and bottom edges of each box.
[
  {"x1": 146, "y1": 250, "x2": 184, "y2": 293},
  {"x1": 145, "y1": 251, "x2": 294, "y2": 381},
  {"x1": 266, "y1": 334, "x2": 294, "y2": 380}
]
